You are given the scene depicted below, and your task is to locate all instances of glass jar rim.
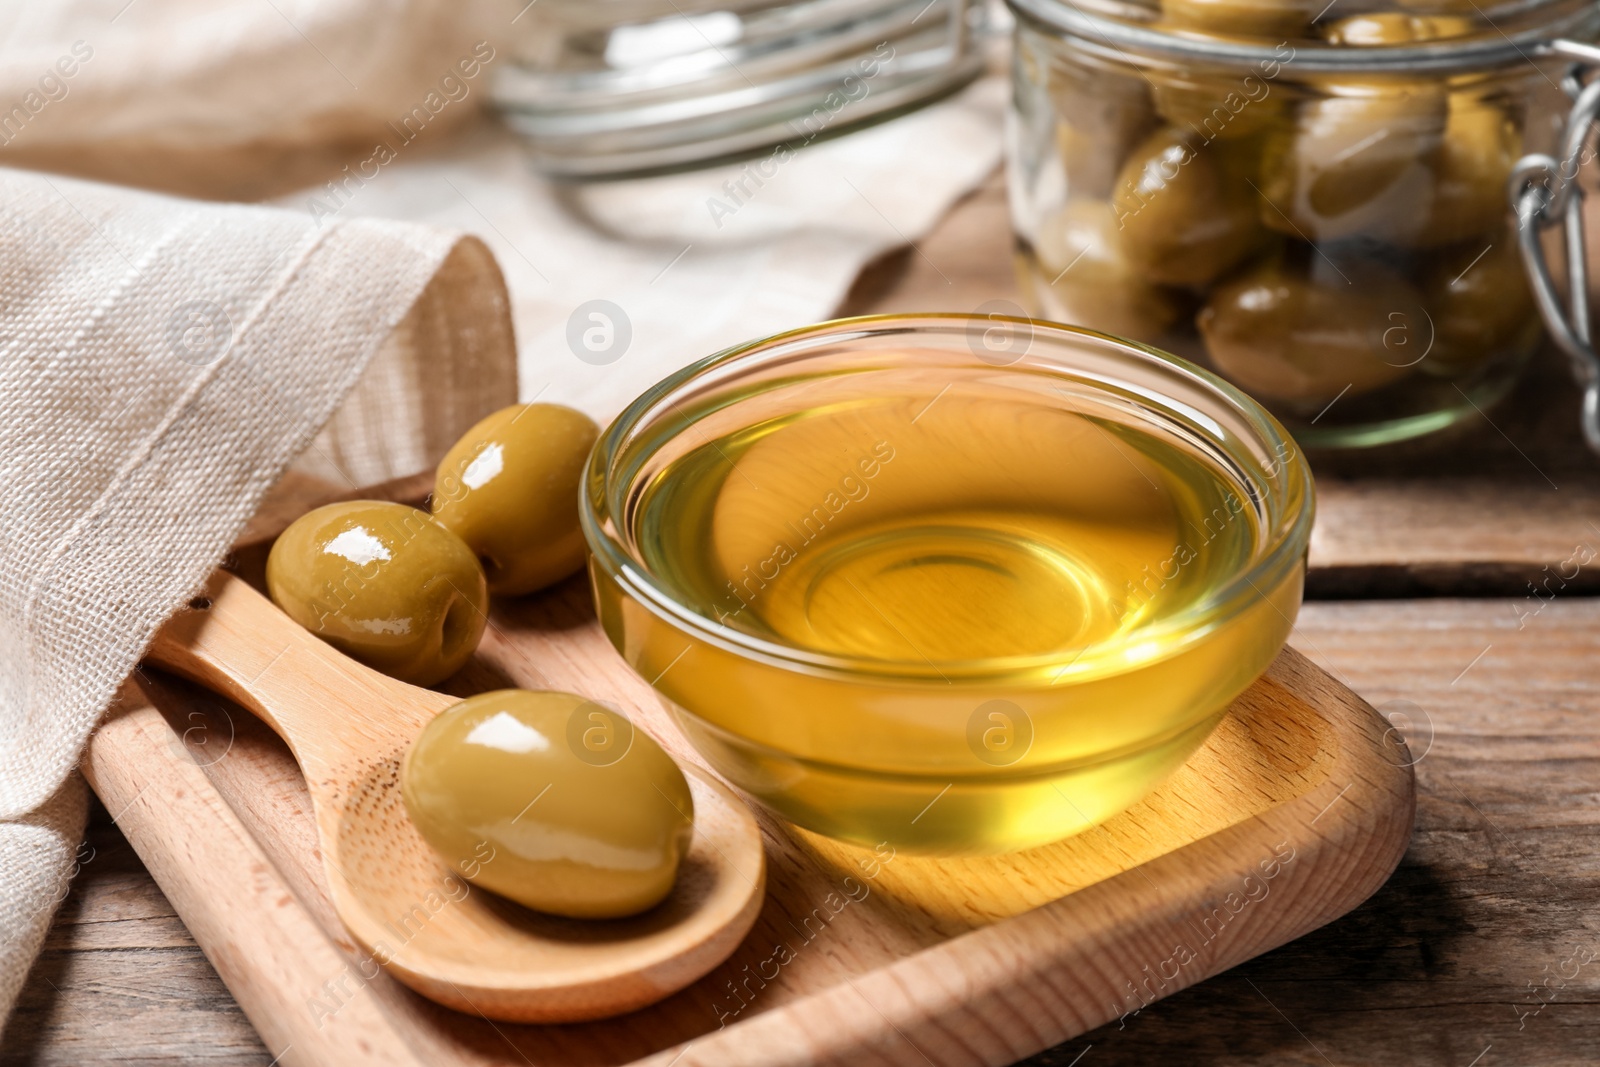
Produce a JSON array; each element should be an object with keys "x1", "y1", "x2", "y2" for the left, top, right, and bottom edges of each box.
[
  {"x1": 491, "y1": 0, "x2": 989, "y2": 178},
  {"x1": 581, "y1": 314, "x2": 1316, "y2": 684},
  {"x1": 1007, "y1": 0, "x2": 1600, "y2": 75}
]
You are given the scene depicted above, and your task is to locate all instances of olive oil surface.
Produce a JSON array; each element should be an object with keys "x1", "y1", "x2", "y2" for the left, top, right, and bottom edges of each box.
[{"x1": 633, "y1": 390, "x2": 1260, "y2": 668}]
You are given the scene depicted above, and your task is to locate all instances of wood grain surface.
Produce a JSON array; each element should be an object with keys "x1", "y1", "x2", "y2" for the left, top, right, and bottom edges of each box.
[
  {"x1": 11, "y1": 597, "x2": 1599, "y2": 1066},
  {"x1": 68, "y1": 569, "x2": 1411, "y2": 1067},
  {"x1": 79, "y1": 681, "x2": 434, "y2": 1067},
  {"x1": 8, "y1": 168, "x2": 1600, "y2": 1065}
]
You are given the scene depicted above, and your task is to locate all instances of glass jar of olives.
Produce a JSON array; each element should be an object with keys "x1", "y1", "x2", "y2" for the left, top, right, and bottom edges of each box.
[{"x1": 1005, "y1": 0, "x2": 1600, "y2": 447}]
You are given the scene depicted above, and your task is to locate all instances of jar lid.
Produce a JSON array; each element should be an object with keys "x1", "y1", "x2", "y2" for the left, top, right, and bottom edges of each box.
[
  {"x1": 492, "y1": 0, "x2": 990, "y2": 178},
  {"x1": 1007, "y1": 0, "x2": 1600, "y2": 73}
]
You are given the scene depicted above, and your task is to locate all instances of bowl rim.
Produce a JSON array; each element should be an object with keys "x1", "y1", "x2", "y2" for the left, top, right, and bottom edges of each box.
[{"x1": 580, "y1": 313, "x2": 1315, "y2": 683}]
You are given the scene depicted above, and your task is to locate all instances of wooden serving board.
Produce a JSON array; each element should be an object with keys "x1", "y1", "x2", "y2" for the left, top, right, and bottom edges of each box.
[{"x1": 81, "y1": 473, "x2": 1416, "y2": 1067}]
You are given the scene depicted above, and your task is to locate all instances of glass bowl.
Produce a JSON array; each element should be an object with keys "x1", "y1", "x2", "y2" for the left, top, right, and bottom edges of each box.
[
  {"x1": 491, "y1": 0, "x2": 989, "y2": 178},
  {"x1": 581, "y1": 315, "x2": 1314, "y2": 854}
]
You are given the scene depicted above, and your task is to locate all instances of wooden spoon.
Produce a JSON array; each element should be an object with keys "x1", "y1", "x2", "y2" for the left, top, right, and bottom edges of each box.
[{"x1": 146, "y1": 570, "x2": 766, "y2": 1023}]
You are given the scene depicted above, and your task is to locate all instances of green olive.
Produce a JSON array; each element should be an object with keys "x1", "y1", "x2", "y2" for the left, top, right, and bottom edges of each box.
[
  {"x1": 267, "y1": 501, "x2": 487, "y2": 687},
  {"x1": 1031, "y1": 199, "x2": 1185, "y2": 338},
  {"x1": 1414, "y1": 94, "x2": 1518, "y2": 247},
  {"x1": 1259, "y1": 80, "x2": 1449, "y2": 244},
  {"x1": 1160, "y1": 0, "x2": 1319, "y2": 38},
  {"x1": 432, "y1": 403, "x2": 600, "y2": 596},
  {"x1": 1112, "y1": 127, "x2": 1270, "y2": 287},
  {"x1": 1420, "y1": 235, "x2": 1537, "y2": 374},
  {"x1": 1197, "y1": 251, "x2": 1425, "y2": 404},
  {"x1": 1151, "y1": 72, "x2": 1289, "y2": 142},
  {"x1": 402, "y1": 689, "x2": 694, "y2": 919},
  {"x1": 1319, "y1": 12, "x2": 1477, "y2": 44}
]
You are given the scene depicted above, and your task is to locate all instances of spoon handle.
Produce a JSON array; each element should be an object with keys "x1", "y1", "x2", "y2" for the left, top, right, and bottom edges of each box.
[{"x1": 146, "y1": 570, "x2": 443, "y2": 773}]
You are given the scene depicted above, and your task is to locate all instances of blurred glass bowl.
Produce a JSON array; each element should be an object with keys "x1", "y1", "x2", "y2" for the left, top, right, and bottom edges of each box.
[{"x1": 492, "y1": 0, "x2": 989, "y2": 177}]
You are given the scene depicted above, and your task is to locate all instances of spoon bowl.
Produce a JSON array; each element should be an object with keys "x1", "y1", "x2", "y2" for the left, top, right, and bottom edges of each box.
[{"x1": 147, "y1": 571, "x2": 766, "y2": 1022}]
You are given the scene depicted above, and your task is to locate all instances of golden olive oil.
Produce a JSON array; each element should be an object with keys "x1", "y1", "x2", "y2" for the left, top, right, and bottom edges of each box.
[
  {"x1": 637, "y1": 393, "x2": 1258, "y2": 664},
  {"x1": 606, "y1": 381, "x2": 1302, "y2": 853}
]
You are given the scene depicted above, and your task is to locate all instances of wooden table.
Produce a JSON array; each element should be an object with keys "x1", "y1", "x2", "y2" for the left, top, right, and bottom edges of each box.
[{"x1": 7, "y1": 173, "x2": 1600, "y2": 1067}]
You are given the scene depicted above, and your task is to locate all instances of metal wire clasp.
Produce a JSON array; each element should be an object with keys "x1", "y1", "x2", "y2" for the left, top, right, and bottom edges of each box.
[{"x1": 1512, "y1": 40, "x2": 1600, "y2": 454}]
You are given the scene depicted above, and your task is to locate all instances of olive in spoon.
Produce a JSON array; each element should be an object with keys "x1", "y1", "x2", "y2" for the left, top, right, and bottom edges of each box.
[{"x1": 146, "y1": 570, "x2": 766, "y2": 1023}]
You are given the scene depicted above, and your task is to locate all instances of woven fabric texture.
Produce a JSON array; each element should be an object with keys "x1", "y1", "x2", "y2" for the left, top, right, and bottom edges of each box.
[{"x1": 0, "y1": 165, "x2": 517, "y2": 1023}]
